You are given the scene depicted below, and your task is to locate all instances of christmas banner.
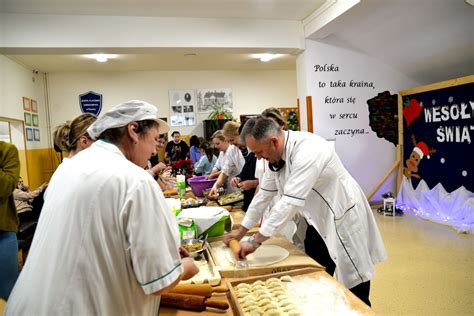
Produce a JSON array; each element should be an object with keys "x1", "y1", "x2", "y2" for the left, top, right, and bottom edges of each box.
[
  {"x1": 402, "y1": 81, "x2": 473, "y2": 193},
  {"x1": 398, "y1": 76, "x2": 473, "y2": 233}
]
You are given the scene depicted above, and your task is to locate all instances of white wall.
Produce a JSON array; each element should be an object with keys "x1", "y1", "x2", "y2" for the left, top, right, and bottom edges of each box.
[
  {"x1": 47, "y1": 70, "x2": 297, "y2": 137},
  {"x1": 297, "y1": 40, "x2": 419, "y2": 200},
  {"x1": 296, "y1": 51, "x2": 308, "y2": 132},
  {"x1": 0, "y1": 55, "x2": 48, "y2": 150}
]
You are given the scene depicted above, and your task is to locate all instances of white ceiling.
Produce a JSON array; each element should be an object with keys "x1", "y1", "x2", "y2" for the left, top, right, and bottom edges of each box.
[
  {"x1": 6, "y1": 49, "x2": 299, "y2": 72},
  {"x1": 310, "y1": 0, "x2": 474, "y2": 84},
  {"x1": 2, "y1": 0, "x2": 473, "y2": 84},
  {"x1": 0, "y1": 0, "x2": 325, "y2": 20}
]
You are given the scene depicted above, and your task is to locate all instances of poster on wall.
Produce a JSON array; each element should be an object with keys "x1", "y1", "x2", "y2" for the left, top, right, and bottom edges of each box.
[
  {"x1": 197, "y1": 88, "x2": 233, "y2": 113},
  {"x1": 398, "y1": 76, "x2": 473, "y2": 233},
  {"x1": 31, "y1": 99, "x2": 38, "y2": 113},
  {"x1": 169, "y1": 90, "x2": 195, "y2": 126},
  {"x1": 79, "y1": 91, "x2": 102, "y2": 116},
  {"x1": 23, "y1": 97, "x2": 31, "y2": 111}
]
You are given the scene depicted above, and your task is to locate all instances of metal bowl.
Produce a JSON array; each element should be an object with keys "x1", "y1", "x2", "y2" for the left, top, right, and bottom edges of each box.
[
  {"x1": 181, "y1": 198, "x2": 207, "y2": 209},
  {"x1": 180, "y1": 238, "x2": 207, "y2": 257}
]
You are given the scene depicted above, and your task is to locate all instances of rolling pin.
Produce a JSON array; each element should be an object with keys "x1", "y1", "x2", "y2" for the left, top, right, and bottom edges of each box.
[
  {"x1": 169, "y1": 284, "x2": 228, "y2": 297},
  {"x1": 229, "y1": 240, "x2": 248, "y2": 266},
  {"x1": 161, "y1": 293, "x2": 229, "y2": 311}
]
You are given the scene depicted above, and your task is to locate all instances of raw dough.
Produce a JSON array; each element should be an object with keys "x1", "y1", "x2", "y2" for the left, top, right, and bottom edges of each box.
[
  {"x1": 226, "y1": 245, "x2": 290, "y2": 267},
  {"x1": 280, "y1": 275, "x2": 293, "y2": 282}
]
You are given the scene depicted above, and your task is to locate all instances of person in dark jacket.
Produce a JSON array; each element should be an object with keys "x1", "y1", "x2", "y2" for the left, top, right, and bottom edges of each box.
[{"x1": 165, "y1": 131, "x2": 189, "y2": 163}]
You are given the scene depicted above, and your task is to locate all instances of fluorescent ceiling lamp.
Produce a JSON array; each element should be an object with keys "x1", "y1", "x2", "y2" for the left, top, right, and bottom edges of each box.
[
  {"x1": 84, "y1": 54, "x2": 118, "y2": 62},
  {"x1": 253, "y1": 53, "x2": 283, "y2": 62}
]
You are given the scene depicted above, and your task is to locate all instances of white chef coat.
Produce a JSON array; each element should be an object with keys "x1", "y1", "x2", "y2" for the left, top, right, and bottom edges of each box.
[
  {"x1": 220, "y1": 144, "x2": 245, "y2": 193},
  {"x1": 221, "y1": 144, "x2": 245, "y2": 178},
  {"x1": 242, "y1": 131, "x2": 387, "y2": 289},
  {"x1": 255, "y1": 158, "x2": 306, "y2": 250},
  {"x1": 6, "y1": 140, "x2": 183, "y2": 316},
  {"x1": 212, "y1": 150, "x2": 227, "y2": 173},
  {"x1": 212, "y1": 148, "x2": 232, "y2": 191}
]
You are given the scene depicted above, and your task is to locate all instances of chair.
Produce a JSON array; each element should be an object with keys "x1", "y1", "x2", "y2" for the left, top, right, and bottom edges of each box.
[{"x1": 17, "y1": 220, "x2": 38, "y2": 268}]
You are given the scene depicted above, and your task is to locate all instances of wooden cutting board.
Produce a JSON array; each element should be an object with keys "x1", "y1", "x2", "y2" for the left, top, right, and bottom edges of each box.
[
  {"x1": 226, "y1": 268, "x2": 375, "y2": 315},
  {"x1": 208, "y1": 237, "x2": 324, "y2": 278}
]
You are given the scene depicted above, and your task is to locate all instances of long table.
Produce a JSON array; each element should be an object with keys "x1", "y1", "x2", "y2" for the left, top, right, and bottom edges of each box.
[{"x1": 160, "y1": 204, "x2": 372, "y2": 315}]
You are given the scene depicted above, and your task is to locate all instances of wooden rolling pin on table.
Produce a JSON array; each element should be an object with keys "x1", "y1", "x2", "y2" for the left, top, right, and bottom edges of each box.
[
  {"x1": 159, "y1": 283, "x2": 233, "y2": 315},
  {"x1": 161, "y1": 293, "x2": 229, "y2": 312},
  {"x1": 169, "y1": 284, "x2": 228, "y2": 297}
]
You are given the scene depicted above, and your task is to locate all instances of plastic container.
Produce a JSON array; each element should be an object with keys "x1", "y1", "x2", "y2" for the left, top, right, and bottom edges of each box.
[
  {"x1": 177, "y1": 207, "x2": 229, "y2": 237},
  {"x1": 187, "y1": 176, "x2": 217, "y2": 197},
  {"x1": 176, "y1": 174, "x2": 186, "y2": 198},
  {"x1": 205, "y1": 214, "x2": 229, "y2": 237}
]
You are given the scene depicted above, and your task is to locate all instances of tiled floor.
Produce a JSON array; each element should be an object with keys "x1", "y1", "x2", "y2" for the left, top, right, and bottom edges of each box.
[{"x1": 371, "y1": 210, "x2": 473, "y2": 315}]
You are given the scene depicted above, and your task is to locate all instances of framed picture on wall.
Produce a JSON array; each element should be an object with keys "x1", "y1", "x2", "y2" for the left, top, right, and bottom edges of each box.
[
  {"x1": 33, "y1": 128, "x2": 40, "y2": 141},
  {"x1": 197, "y1": 88, "x2": 233, "y2": 113},
  {"x1": 31, "y1": 99, "x2": 38, "y2": 113},
  {"x1": 23, "y1": 97, "x2": 31, "y2": 111},
  {"x1": 32, "y1": 114, "x2": 39, "y2": 127},
  {"x1": 169, "y1": 89, "x2": 196, "y2": 126},
  {"x1": 26, "y1": 128, "x2": 33, "y2": 141},
  {"x1": 24, "y1": 112, "x2": 32, "y2": 126}
]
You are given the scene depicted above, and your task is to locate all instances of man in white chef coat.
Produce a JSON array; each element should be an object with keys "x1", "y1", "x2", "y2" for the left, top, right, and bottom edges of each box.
[
  {"x1": 6, "y1": 101, "x2": 198, "y2": 315},
  {"x1": 225, "y1": 117, "x2": 387, "y2": 306}
]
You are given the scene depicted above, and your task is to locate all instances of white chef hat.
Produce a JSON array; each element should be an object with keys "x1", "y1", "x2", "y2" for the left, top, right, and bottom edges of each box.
[{"x1": 87, "y1": 100, "x2": 170, "y2": 139}]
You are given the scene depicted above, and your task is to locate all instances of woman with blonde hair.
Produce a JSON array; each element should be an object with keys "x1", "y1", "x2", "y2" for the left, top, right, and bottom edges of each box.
[
  {"x1": 53, "y1": 113, "x2": 97, "y2": 159},
  {"x1": 261, "y1": 107, "x2": 287, "y2": 130},
  {"x1": 209, "y1": 121, "x2": 246, "y2": 199}
]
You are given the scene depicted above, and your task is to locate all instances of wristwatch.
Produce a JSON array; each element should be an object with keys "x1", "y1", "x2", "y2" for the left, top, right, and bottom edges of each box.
[{"x1": 247, "y1": 235, "x2": 262, "y2": 249}]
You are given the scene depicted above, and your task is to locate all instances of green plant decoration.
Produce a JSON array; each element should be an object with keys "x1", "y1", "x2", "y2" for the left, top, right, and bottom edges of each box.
[
  {"x1": 208, "y1": 103, "x2": 233, "y2": 121},
  {"x1": 287, "y1": 111, "x2": 299, "y2": 131}
]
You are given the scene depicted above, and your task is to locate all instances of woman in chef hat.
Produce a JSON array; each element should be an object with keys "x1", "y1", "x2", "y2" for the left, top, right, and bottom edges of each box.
[{"x1": 6, "y1": 100, "x2": 198, "y2": 315}]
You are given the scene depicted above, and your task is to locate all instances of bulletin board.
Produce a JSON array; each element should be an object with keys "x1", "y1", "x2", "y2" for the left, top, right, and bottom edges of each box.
[{"x1": 397, "y1": 75, "x2": 473, "y2": 233}]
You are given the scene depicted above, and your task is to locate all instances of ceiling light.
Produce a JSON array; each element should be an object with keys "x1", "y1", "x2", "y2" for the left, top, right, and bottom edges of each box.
[
  {"x1": 84, "y1": 54, "x2": 118, "y2": 63},
  {"x1": 253, "y1": 53, "x2": 283, "y2": 62},
  {"x1": 95, "y1": 54, "x2": 108, "y2": 62}
]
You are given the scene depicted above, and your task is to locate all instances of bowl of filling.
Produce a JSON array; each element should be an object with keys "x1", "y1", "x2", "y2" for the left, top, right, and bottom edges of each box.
[{"x1": 180, "y1": 238, "x2": 207, "y2": 257}]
